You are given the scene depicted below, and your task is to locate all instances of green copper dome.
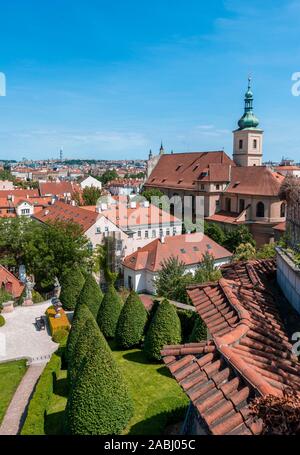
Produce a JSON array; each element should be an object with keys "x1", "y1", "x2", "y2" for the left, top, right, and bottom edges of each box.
[{"x1": 238, "y1": 77, "x2": 260, "y2": 130}]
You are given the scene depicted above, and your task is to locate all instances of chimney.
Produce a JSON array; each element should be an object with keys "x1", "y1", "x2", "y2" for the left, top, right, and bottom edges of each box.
[
  {"x1": 44, "y1": 210, "x2": 49, "y2": 216},
  {"x1": 144, "y1": 200, "x2": 150, "y2": 208},
  {"x1": 130, "y1": 201, "x2": 137, "y2": 209}
]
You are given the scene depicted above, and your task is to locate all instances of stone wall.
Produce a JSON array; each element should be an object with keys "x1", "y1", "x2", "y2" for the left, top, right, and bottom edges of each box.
[{"x1": 276, "y1": 247, "x2": 300, "y2": 315}]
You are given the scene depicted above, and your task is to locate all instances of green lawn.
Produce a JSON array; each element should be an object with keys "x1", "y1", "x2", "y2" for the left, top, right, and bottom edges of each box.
[
  {"x1": 45, "y1": 345, "x2": 188, "y2": 435},
  {"x1": 0, "y1": 360, "x2": 28, "y2": 425}
]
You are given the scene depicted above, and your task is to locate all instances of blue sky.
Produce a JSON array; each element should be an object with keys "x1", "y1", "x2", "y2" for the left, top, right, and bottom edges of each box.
[{"x1": 0, "y1": 0, "x2": 300, "y2": 161}]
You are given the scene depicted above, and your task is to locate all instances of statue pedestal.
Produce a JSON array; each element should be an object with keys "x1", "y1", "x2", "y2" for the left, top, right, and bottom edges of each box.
[
  {"x1": 23, "y1": 299, "x2": 33, "y2": 307},
  {"x1": 2, "y1": 301, "x2": 14, "y2": 313}
]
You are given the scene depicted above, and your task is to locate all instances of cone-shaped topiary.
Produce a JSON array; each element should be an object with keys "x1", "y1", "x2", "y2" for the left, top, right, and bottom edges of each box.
[
  {"x1": 66, "y1": 304, "x2": 92, "y2": 363},
  {"x1": 97, "y1": 285, "x2": 123, "y2": 339},
  {"x1": 144, "y1": 299, "x2": 181, "y2": 361},
  {"x1": 116, "y1": 291, "x2": 148, "y2": 349},
  {"x1": 189, "y1": 315, "x2": 207, "y2": 343},
  {"x1": 77, "y1": 274, "x2": 103, "y2": 318},
  {"x1": 68, "y1": 314, "x2": 99, "y2": 387},
  {"x1": 64, "y1": 325, "x2": 133, "y2": 435},
  {"x1": 60, "y1": 266, "x2": 85, "y2": 311}
]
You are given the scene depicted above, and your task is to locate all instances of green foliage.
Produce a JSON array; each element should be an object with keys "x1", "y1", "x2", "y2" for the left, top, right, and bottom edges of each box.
[
  {"x1": 98, "y1": 169, "x2": 118, "y2": 185},
  {"x1": 60, "y1": 266, "x2": 85, "y2": 311},
  {"x1": 234, "y1": 242, "x2": 257, "y2": 261},
  {"x1": 116, "y1": 291, "x2": 148, "y2": 349},
  {"x1": 124, "y1": 172, "x2": 145, "y2": 179},
  {"x1": 66, "y1": 304, "x2": 92, "y2": 363},
  {"x1": 0, "y1": 287, "x2": 13, "y2": 305},
  {"x1": 194, "y1": 251, "x2": 222, "y2": 284},
  {"x1": 68, "y1": 313, "x2": 99, "y2": 387},
  {"x1": 0, "y1": 168, "x2": 13, "y2": 181},
  {"x1": 155, "y1": 256, "x2": 194, "y2": 304},
  {"x1": 256, "y1": 243, "x2": 277, "y2": 259},
  {"x1": 141, "y1": 188, "x2": 164, "y2": 202},
  {"x1": 64, "y1": 327, "x2": 133, "y2": 435},
  {"x1": 21, "y1": 351, "x2": 61, "y2": 435},
  {"x1": 0, "y1": 315, "x2": 5, "y2": 327},
  {"x1": 189, "y1": 315, "x2": 207, "y2": 342},
  {"x1": 77, "y1": 274, "x2": 103, "y2": 318},
  {"x1": 82, "y1": 186, "x2": 102, "y2": 206},
  {"x1": 204, "y1": 222, "x2": 226, "y2": 245},
  {"x1": 52, "y1": 329, "x2": 69, "y2": 345},
  {"x1": 176, "y1": 309, "x2": 196, "y2": 343},
  {"x1": 0, "y1": 217, "x2": 92, "y2": 291},
  {"x1": 93, "y1": 237, "x2": 119, "y2": 285},
  {"x1": 223, "y1": 225, "x2": 255, "y2": 253},
  {"x1": 97, "y1": 285, "x2": 123, "y2": 339},
  {"x1": 144, "y1": 299, "x2": 181, "y2": 361},
  {"x1": 32, "y1": 290, "x2": 44, "y2": 304}
]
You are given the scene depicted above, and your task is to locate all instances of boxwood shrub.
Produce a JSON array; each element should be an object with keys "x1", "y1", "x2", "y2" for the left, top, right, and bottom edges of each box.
[
  {"x1": 77, "y1": 274, "x2": 103, "y2": 318},
  {"x1": 144, "y1": 299, "x2": 182, "y2": 361},
  {"x1": 97, "y1": 285, "x2": 123, "y2": 339},
  {"x1": 64, "y1": 326, "x2": 133, "y2": 435},
  {"x1": 60, "y1": 266, "x2": 85, "y2": 311},
  {"x1": 116, "y1": 291, "x2": 148, "y2": 349},
  {"x1": 0, "y1": 314, "x2": 5, "y2": 327}
]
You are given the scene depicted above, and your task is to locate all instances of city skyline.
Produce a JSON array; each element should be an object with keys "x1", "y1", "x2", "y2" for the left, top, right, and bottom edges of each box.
[{"x1": 0, "y1": 0, "x2": 300, "y2": 161}]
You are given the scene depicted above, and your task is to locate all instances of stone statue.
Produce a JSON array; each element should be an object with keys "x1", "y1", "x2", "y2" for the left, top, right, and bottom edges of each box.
[
  {"x1": 23, "y1": 275, "x2": 35, "y2": 306},
  {"x1": 53, "y1": 276, "x2": 61, "y2": 298}
]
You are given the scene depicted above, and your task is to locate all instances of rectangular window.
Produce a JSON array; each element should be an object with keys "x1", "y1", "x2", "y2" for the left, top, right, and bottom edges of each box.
[
  {"x1": 239, "y1": 199, "x2": 245, "y2": 213},
  {"x1": 152, "y1": 230, "x2": 156, "y2": 238},
  {"x1": 173, "y1": 227, "x2": 177, "y2": 235},
  {"x1": 253, "y1": 139, "x2": 257, "y2": 149},
  {"x1": 138, "y1": 230, "x2": 142, "y2": 238},
  {"x1": 201, "y1": 184, "x2": 205, "y2": 191},
  {"x1": 166, "y1": 229, "x2": 170, "y2": 236},
  {"x1": 216, "y1": 184, "x2": 220, "y2": 190},
  {"x1": 96, "y1": 226, "x2": 101, "y2": 234},
  {"x1": 239, "y1": 139, "x2": 243, "y2": 149},
  {"x1": 145, "y1": 230, "x2": 149, "y2": 238}
]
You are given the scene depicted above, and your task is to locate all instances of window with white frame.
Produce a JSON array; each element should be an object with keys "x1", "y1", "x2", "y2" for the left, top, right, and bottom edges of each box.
[
  {"x1": 145, "y1": 230, "x2": 149, "y2": 238},
  {"x1": 152, "y1": 229, "x2": 156, "y2": 238}
]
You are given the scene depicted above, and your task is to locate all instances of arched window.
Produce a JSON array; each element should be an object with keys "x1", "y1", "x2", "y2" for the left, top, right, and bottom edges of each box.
[
  {"x1": 256, "y1": 202, "x2": 265, "y2": 218},
  {"x1": 280, "y1": 202, "x2": 286, "y2": 218}
]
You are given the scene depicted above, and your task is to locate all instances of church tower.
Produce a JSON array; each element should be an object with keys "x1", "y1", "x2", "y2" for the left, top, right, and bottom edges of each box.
[{"x1": 233, "y1": 78, "x2": 263, "y2": 167}]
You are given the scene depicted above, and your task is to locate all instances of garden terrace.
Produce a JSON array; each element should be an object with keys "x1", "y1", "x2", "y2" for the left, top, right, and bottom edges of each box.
[{"x1": 161, "y1": 259, "x2": 300, "y2": 436}]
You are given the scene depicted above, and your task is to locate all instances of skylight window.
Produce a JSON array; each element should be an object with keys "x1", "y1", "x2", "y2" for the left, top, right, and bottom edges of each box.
[{"x1": 180, "y1": 248, "x2": 186, "y2": 254}]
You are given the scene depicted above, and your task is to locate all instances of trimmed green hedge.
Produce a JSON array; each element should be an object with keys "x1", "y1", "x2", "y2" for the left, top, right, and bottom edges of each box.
[
  {"x1": 97, "y1": 285, "x2": 123, "y2": 339},
  {"x1": 66, "y1": 304, "x2": 92, "y2": 363},
  {"x1": 52, "y1": 329, "x2": 69, "y2": 345},
  {"x1": 68, "y1": 313, "x2": 98, "y2": 387},
  {"x1": 77, "y1": 274, "x2": 103, "y2": 318},
  {"x1": 176, "y1": 309, "x2": 196, "y2": 343},
  {"x1": 189, "y1": 315, "x2": 207, "y2": 343},
  {"x1": 60, "y1": 266, "x2": 85, "y2": 311},
  {"x1": 21, "y1": 351, "x2": 61, "y2": 435},
  {"x1": 144, "y1": 299, "x2": 182, "y2": 361},
  {"x1": 0, "y1": 315, "x2": 5, "y2": 327},
  {"x1": 65, "y1": 325, "x2": 133, "y2": 435},
  {"x1": 116, "y1": 291, "x2": 148, "y2": 349}
]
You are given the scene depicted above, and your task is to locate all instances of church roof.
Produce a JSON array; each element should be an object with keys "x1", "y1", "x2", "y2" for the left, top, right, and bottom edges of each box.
[
  {"x1": 145, "y1": 151, "x2": 235, "y2": 190},
  {"x1": 226, "y1": 167, "x2": 285, "y2": 197}
]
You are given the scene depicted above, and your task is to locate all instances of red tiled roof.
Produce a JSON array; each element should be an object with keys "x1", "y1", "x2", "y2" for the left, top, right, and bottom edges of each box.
[
  {"x1": 273, "y1": 222, "x2": 286, "y2": 232},
  {"x1": 0, "y1": 265, "x2": 25, "y2": 298},
  {"x1": 206, "y1": 211, "x2": 242, "y2": 225},
  {"x1": 0, "y1": 189, "x2": 40, "y2": 198},
  {"x1": 145, "y1": 152, "x2": 235, "y2": 190},
  {"x1": 33, "y1": 201, "x2": 99, "y2": 232},
  {"x1": 123, "y1": 233, "x2": 232, "y2": 272},
  {"x1": 39, "y1": 182, "x2": 79, "y2": 197},
  {"x1": 226, "y1": 167, "x2": 285, "y2": 196},
  {"x1": 162, "y1": 260, "x2": 300, "y2": 435}
]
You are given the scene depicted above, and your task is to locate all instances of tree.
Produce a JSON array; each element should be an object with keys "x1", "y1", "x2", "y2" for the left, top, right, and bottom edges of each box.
[
  {"x1": 97, "y1": 285, "x2": 123, "y2": 339},
  {"x1": 144, "y1": 299, "x2": 181, "y2": 361},
  {"x1": 256, "y1": 243, "x2": 277, "y2": 259},
  {"x1": 60, "y1": 266, "x2": 85, "y2": 311},
  {"x1": 155, "y1": 256, "x2": 194, "y2": 304},
  {"x1": 194, "y1": 251, "x2": 222, "y2": 284},
  {"x1": 223, "y1": 226, "x2": 255, "y2": 253},
  {"x1": 204, "y1": 222, "x2": 226, "y2": 246},
  {"x1": 68, "y1": 313, "x2": 98, "y2": 387},
  {"x1": 77, "y1": 274, "x2": 103, "y2": 318},
  {"x1": 189, "y1": 315, "x2": 207, "y2": 342},
  {"x1": 64, "y1": 325, "x2": 133, "y2": 435},
  {"x1": 99, "y1": 169, "x2": 118, "y2": 186},
  {"x1": 94, "y1": 236, "x2": 119, "y2": 285},
  {"x1": 234, "y1": 243, "x2": 256, "y2": 262},
  {"x1": 66, "y1": 304, "x2": 92, "y2": 363},
  {"x1": 141, "y1": 188, "x2": 164, "y2": 202},
  {"x1": 116, "y1": 291, "x2": 148, "y2": 349},
  {"x1": 82, "y1": 186, "x2": 102, "y2": 206}
]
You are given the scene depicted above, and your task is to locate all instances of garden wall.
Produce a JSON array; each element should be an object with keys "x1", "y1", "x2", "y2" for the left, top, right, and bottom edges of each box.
[{"x1": 276, "y1": 247, "x2": 300, "y2": 315}]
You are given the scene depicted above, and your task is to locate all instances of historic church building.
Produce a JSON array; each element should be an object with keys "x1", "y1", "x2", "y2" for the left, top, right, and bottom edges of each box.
[{"x1": 144, "y1": 79, "x2": 286, "y2": 246}]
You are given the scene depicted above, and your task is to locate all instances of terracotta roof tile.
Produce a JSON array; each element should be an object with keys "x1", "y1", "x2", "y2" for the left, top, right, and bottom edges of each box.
[{"x1": 161, "y1": 259, "x2": 300, "y2": 436}]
